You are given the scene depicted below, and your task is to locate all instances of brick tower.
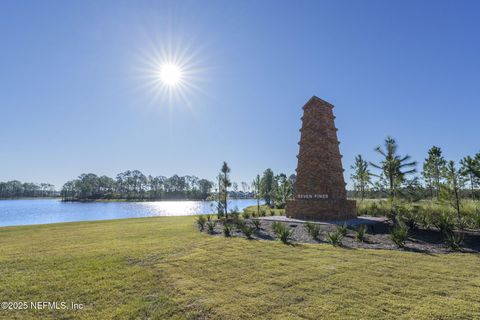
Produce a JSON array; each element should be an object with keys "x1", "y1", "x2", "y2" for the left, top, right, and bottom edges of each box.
[{"x1": 285, "y1": 96, "x2": 356, "y2": 221}]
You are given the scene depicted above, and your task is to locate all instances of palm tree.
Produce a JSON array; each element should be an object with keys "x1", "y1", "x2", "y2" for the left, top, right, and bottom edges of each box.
[
  {"x1": 370, "y1": 137, "x2": 417, "y2": 201},
  {"x1": 273, "y1": 173, "x2": 293, "y2": 209}
]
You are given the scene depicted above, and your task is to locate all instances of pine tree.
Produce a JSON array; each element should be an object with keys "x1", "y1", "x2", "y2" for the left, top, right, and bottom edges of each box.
[
  {"x1": 460, "y1": 155, "x2": 480, "y2": 199},
  {"x1": 260, "y1": 169, "x2": 274, "y2": 207},
  {"x1": 440, "y1": 161, "x2": 465, "y2": 222},
  {"x1": 350, "y1": 155, "x2": 371, "y2": 200},
  {"x1": 475, "y1": 153, "x2": 480, "y2": 179},
  {"x1": 252, "y1": 175, "x2": 261, "y2": 216},
  {"x1": 218, "y1": 161, "x2": 231, "y2": 217},
  {"x1": 422, "y1": 146, "x2": 446, "y2": 199}
]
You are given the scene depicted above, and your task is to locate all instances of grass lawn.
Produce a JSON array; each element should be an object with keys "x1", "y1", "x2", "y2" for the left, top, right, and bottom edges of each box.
[{"x1": 1, "y1": 216, "x2": 480, "y2": 319}]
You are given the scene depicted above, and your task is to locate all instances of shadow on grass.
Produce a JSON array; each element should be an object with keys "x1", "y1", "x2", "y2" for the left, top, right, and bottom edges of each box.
[
  {"x1": 254, "y1": 231, "x2": 275, "y2": 241},
  {"x1": 401, "y1": 245, "x2": 436, "y2": 255}
]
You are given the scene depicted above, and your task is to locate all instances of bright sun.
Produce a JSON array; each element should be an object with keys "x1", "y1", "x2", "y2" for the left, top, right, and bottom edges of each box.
[
  {"x1": 139, "y1": 40, "x2": 204, "y2": 107},
  {"x1": 159, "y1": 63, "x2": 182, "y2": 86}
]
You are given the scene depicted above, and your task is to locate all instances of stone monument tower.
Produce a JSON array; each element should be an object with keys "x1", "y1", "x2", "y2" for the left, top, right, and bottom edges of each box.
[{"x1": 285, "y1": 96, "x2": 356, "y2": 221}]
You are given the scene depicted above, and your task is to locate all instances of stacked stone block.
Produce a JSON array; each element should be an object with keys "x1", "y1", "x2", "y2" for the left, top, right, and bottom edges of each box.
[{"x1": 285, "y1": 96, "x2": 356, "y2": 221}]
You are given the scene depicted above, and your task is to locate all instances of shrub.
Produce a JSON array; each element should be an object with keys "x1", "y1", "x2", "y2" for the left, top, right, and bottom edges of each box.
[
  {"x1": 355, "y1": 224, "x2": 366, "y2": 242},
  {"x1": 461, "y1": 213, "x2": 479, "y2": 229},
  {"x1": 242, "y1": 225, "x2": 254, "y2": 239},
  {"x1": 272, "y1": 221, "x2": 283, "y2": 235},
  {"x1": 305, "y1": 222, "x2": 321, "y2": 240},
  {"x1": 231, "y1": 214, "x2": 243, "y2": 230},
  {"x1": 444, "y1": 231, "x2": 464, "y2": 251},
  {"x1": 230, "y1": 206, "x2": 240, "y2": 216},
  {"x1": 473, "y1": 214, "x2": 480, "y2": 229},
  {"x1": 196, "y1": 215, "x2": 207, "y2": 231},
  {"x1": 357, "y1": 203, "x2": 369, "y2": 216},
  {"x1": 304, "y1": 221, "x2": 314, "y2": 232},
  {"x1": 461, "y1": 202, "x2": 480, "y2": 228},
  {"x1": 434, "y1": 212, "x2": 455, "y2": 235},
  {"x1": 417, "y1": 207, "x2": 433, "y2": 230},
  {"x1": 271, "y1": 222, "x2": 293, "y2": 244},
  {"x1": 338, "y1": 223, "x2": 348, "y2": 237},
  {"x1": 223, "y1": 224, "x2": 232, "y2": 237},
  {"x1": 231, "y1": 210, "x2": 240, "y2": 220},
  {"x1": 389, "y1": 202, "x2": 403, "y2": 222},
  {"x1": 260, "y1": 209, "x2": 267, "y2": 217},
  {"x1": 326, "y1": 230, "x2": 344, "y2": 246},
  {"x1": 206, "y1": 221, "x2": 216, "y2": 234},
  {"x1": 269, "y1": 210, "x2": 275, "y2": 216},
  {"x1": 457, "y1": 216, "x2": 469, "y2": 230},
  {"x1": 278, "y1": 226, "x2": 293, "y2": 244},
  {"x1": 357, "y1": 200, "x2": 391, "y2": 217},
  {"x1": 252, "y1": 219, "x2": 261, "y2": 230},
  {"x1": 242, "y1": 210, "x2": 251, "y2": 219},
  {"x1": 398, "y1": 204, "x2": 419, "y2": 230},
  {"x1": 205, "y1": 214, "x2": 212, "y2": 221},
  {"x1": 390, "y1": 223, "x2": 409, "y2": 248},
  {"x1": 462, "y1": 200, "x2": 479, "y2": 216},
  {"x1": 369, "y1": 202, "x2": 380, "y2": 216},
  {"x1": 235, "y1": 219, "x2": 246, "y2": 231},
  {"x1": 384, "y1": 202, "x2": 396, "y2": 217}
]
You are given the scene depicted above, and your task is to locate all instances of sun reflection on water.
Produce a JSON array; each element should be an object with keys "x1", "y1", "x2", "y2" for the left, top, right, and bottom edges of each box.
[{"x1": 139, "y1": 201, "x2": 207, "y2": 216}]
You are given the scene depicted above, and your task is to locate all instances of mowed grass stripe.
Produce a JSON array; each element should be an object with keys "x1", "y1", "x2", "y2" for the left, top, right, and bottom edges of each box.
[{"x1": 0, "y1": 216, "x2": 479, "y2": 319}]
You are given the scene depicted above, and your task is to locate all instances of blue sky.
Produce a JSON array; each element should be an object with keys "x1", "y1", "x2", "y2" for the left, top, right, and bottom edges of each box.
[{"x1": 1, "y1": 0, "x2": 479, "y2": 188}]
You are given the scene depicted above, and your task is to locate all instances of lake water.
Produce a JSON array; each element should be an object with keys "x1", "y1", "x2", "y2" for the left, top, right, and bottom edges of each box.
[{"x1": 0, "y1": 198, "x2": 261, "y2": 227}]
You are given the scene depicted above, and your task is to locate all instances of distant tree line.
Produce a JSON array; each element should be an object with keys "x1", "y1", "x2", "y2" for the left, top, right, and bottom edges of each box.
[
  {"x1": 61, "y1": 170, "x2": 214, "y2": 201},
  {"x1": 0, "y1": 181, "x2": 57, "y2": 199},
  {"x1": 212, "y1": 161, "x2": 296, "y2": 218}
]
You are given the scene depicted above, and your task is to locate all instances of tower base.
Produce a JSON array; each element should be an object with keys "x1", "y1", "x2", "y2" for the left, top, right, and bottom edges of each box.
[{"x1": 285, "y1": 199, "x2": 357, "y2": 221}]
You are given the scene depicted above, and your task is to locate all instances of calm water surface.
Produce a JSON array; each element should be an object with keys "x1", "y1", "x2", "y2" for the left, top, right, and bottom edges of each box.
[{"x1": 0, "y1": 199, "x2": 261, "y2": 227}]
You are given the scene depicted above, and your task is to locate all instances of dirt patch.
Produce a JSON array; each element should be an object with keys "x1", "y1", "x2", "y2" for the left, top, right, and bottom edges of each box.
[{"x1": 201, "y1": 218, "x2": 480, "y2": 254}]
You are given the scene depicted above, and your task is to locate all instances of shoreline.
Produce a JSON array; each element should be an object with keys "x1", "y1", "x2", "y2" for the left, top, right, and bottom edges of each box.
[
  {"x1": 0, "y1": 214, "x2": 195, "y2": 229},
  {"x1": 61, "y1": 197, "x2": 255, "y2": 203},
  {"x1": 0, "y1": 197, "x2": 255, "y2": 202},
  {"x1": 0, "y1": 197, "x2": 62, "y2": 201}
]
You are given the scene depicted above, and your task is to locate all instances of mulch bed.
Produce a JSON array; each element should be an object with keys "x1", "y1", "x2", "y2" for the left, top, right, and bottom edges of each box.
[{"x1": 201, "y1": 218, "x2": 480, "y2": 254}]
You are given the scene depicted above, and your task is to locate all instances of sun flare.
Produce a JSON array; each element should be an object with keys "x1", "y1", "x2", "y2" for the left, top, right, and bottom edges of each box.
[
  {"x1": 159, "y1": 63, "x2": 182, "y2": 86},
  {"x1": 138, "y1": 37, "x2": 206, "y2": 109}
]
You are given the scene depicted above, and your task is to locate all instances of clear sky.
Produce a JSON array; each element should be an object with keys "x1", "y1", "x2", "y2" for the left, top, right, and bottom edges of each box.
[{"x1": 1, "y1": 0, "x2": 479, "y2": 188}]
